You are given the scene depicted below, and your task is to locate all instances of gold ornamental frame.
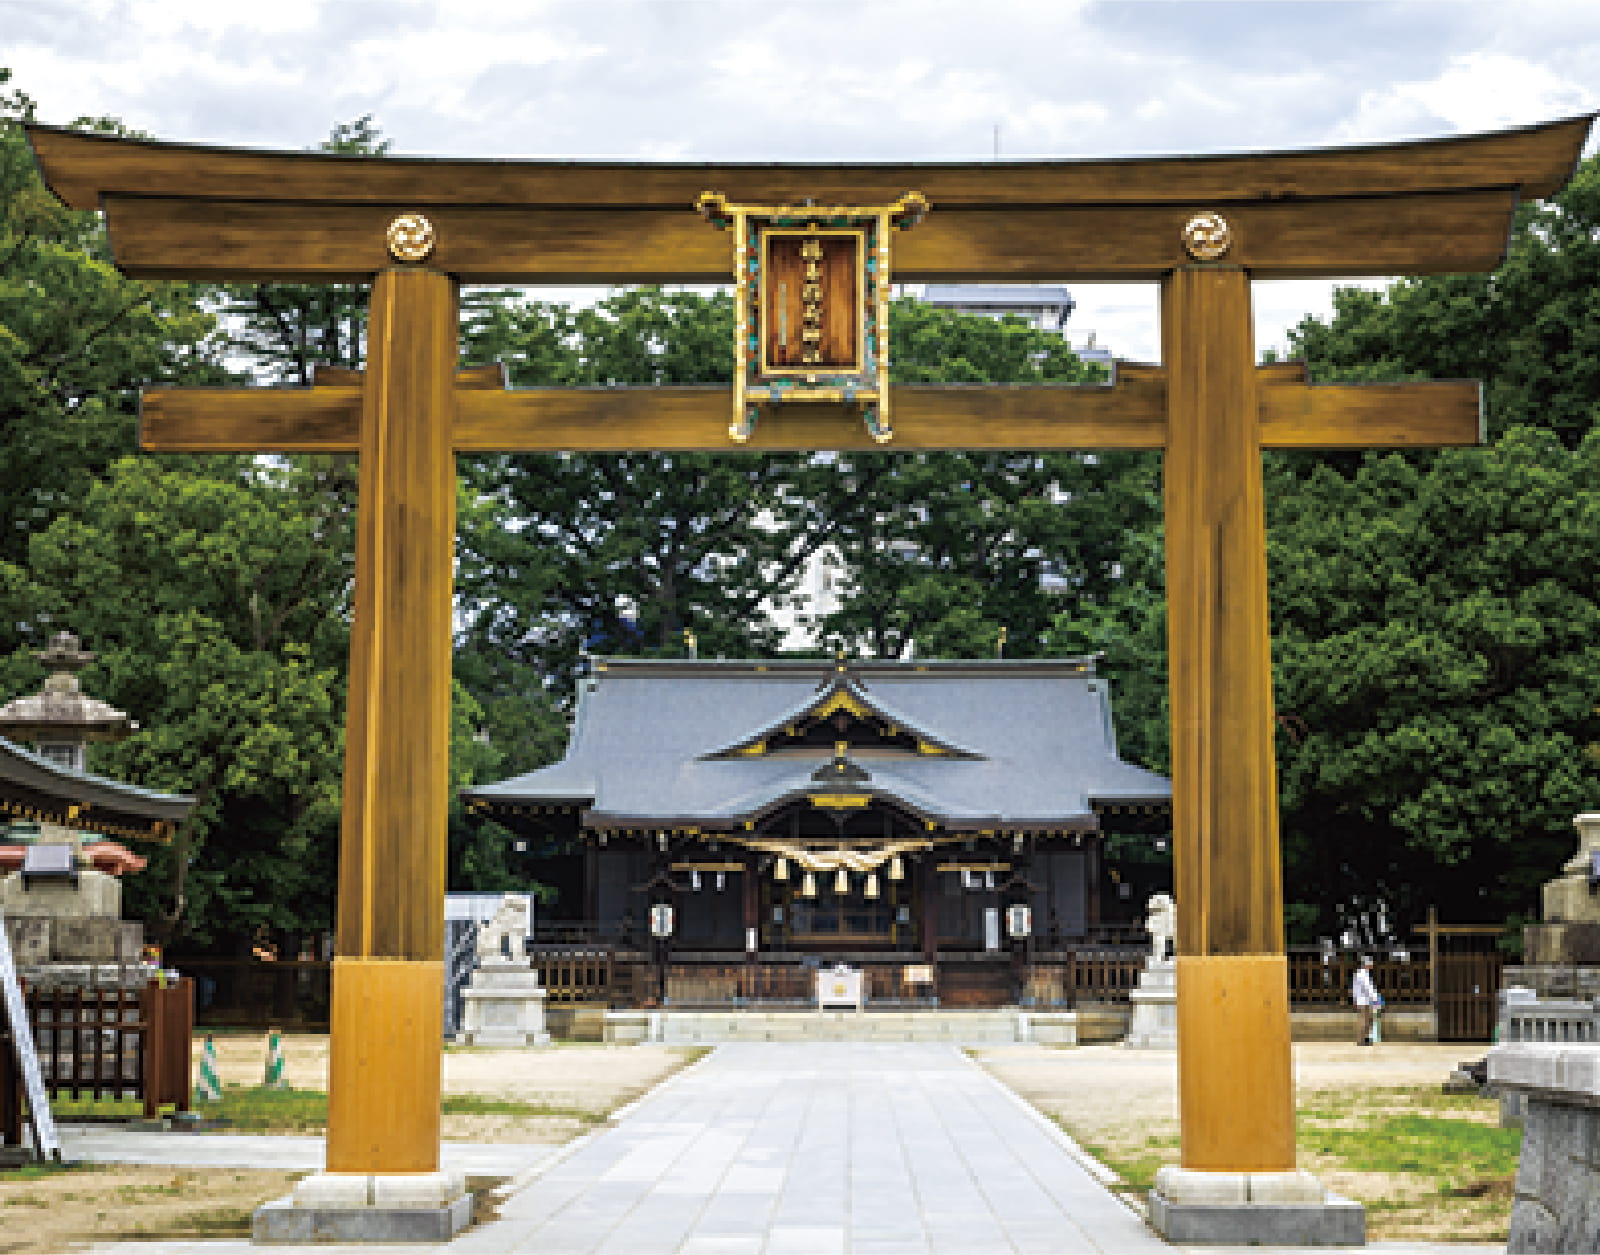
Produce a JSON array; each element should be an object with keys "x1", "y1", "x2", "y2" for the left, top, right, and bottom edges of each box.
[{"x1": 697, "y1": 191, "x2": 928, "y2": 442}]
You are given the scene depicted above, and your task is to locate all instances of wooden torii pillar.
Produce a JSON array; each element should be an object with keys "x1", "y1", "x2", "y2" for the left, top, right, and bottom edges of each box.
[{"x1": 27, "y1": 115, "x2": 1591, "y2": 1234}]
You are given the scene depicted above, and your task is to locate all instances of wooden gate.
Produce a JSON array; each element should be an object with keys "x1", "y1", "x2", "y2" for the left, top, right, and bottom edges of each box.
[
  {"x1": 1435, "y1": 951, "x2": 1502, "y2": 1041},
  {"x1": 1, "y1": 978, "x2": 194, "y2": 1142}
]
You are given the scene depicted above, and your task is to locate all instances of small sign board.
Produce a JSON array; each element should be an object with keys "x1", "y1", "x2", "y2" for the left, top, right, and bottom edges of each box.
[
  {"x1": 902, "y1": 964, "x2": 934, "y2": 985},
  {"x1": 816, "y1": 966, "x2": 863, "y2": 1011},
  {"x1": 0, "y1": 908, "x2": 60, "y2": 1160}
]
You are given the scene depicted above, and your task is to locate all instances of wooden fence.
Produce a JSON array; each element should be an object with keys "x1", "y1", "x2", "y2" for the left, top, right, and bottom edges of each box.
[
  {"x1": 166, "y1": 944, "x2": 1498, "y2": 1038},
  {"x1": 1286, "y1": 951, "x2": 1433, "y2": 1006},
  {"x1": 530, "y1": 948, "x2": 613, "y2": 1005},
  {"x1": 2, "y1": 979, "x2": 193, "y2": 1145}
]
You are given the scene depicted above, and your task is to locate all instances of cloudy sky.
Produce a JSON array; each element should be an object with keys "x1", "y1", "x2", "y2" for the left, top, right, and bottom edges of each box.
[{"x1": 6, "y1": 0, "x2": 1599, "y2": 358}]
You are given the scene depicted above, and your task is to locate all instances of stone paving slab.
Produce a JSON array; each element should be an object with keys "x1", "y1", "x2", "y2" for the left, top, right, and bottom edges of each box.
[{"x1": 76, "y1": 1041, "x2": 1513, "y2": 1254}]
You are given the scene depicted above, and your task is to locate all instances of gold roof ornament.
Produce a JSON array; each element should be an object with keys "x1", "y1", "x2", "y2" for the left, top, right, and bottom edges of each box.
[
  {"x1": 697, "y1": 191, "x2": 928, "y2": 444},
  {"x1": 385, "y1": 213, "x2": 436, "y2": 263},
  {"x1": 1181, "y1": 212, "x2": 1232, "y2": 261}
]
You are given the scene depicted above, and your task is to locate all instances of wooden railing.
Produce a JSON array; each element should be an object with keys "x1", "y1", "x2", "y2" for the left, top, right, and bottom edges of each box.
[
  {"x1": 1021, "y1": 953, "x2": 1145, "y2": 1006},
  {"x1": 530, "y1": 948, "x2": 613, "y2": 1005},
  {"x1": 1286, "y1": 951, "x2": 1432, "y2": 1006}
]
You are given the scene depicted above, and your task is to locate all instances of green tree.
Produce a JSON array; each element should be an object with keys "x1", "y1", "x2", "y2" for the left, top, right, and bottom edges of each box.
[
  {"x1": 0, "y1": 70, "x2": 225, "y2": 672},
  {"x1": 26, "y1": 457, "x2": 351, "y2": 951},
  {"x1": 818, "y1": 300, "x2": 1130, "y2": 661},
  {"x1": 1264, "y1": 153, "x2": 1600, "y2": 938},
  {"x1": 1268, "y1": 430, "x2": 1600, "y2": 937},
  {"x1": 456, "y1": 287, "x2": 827, "y2": 779}
]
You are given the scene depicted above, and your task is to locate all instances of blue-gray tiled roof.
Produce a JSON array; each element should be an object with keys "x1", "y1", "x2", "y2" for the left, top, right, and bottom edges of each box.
[{"x1": 466, "y1": 658, "x2": 1169, "y2": 830}]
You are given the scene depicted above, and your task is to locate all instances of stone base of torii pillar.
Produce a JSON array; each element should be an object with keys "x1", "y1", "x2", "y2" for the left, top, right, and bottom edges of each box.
[{"x1": 255, "y1": 1173, "x2": 473, "y2": 1244}]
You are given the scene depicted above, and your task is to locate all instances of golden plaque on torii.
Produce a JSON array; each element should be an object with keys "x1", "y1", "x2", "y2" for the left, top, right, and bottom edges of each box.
[{"x1": 697, "y1": 191, "x2": 927, "y2": 443}]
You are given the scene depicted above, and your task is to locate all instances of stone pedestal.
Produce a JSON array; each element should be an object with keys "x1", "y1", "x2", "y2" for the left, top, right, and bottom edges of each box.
[
  {"x1": 1148, "y1": 1166, "x2": 1366, "y2": 1246},
  {"x1": 0, "y1": 865, "x2": 122, "y2": 921},
  {"x1": 1488, "y1": 1042, "x2": 1600, "y2": 1252},
  {"x1": 1523, "y1": 813, "x2": 1600, "y2": 968},
  {"x1": 1124, "y1": 957, "x2": 1176, "y2": 1049},
  {"x1": 454, "y1": 958, "x2": 550, "y2": 1047},
  {"x1": 2, "y1": 849, "x2": 148, "y2": 992},
  {"x1": 254, "y1": 1171, "x2": 472, "y2": 1244}
]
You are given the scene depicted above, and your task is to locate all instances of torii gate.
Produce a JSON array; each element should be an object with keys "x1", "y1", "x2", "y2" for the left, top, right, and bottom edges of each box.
[{"x1": 28, "y1": 115, "x2": 1591, "y2": 1239}]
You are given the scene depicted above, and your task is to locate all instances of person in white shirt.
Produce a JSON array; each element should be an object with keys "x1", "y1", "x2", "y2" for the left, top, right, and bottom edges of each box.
[{"x1": 1351, "y1": 955, "x2": 1384, "y2": 1046}]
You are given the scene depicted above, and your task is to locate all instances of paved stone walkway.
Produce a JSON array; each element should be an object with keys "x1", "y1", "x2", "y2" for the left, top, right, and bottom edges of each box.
[
  {"x1": 80, "y1": 1042, "x2": 1508, "y2": 1255},
  {"x1": 453, "y1": 1041, "x2": 1160, "y2": 1254}
]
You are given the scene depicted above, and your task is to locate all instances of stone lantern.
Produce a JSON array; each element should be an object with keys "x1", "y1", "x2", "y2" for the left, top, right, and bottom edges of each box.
[{"x1": 0, "y1": 630, "x2": 136, "y2": 771}]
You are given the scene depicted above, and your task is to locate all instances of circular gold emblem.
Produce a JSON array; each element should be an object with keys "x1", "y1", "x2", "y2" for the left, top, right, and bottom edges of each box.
[
  {"x1": 386, "y1": 213, "x2": 436, "y2": 263},
  {"x1": 1181, "y1": 212, "x2": 1232, "y2": 261}
]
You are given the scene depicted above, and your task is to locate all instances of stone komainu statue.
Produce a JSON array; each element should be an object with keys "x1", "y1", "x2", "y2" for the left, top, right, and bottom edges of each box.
[
  {"x1": 1145, "y1": 892, "x2": 1176, "y2": 962},
  {"x1": 476, "y1": 893, "x2": 531, "y2": 961}
]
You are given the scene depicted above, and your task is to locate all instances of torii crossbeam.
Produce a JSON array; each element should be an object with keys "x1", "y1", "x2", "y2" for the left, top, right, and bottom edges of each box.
[{"x1": 28, "y1": 114, "x2": 1591, "y2": 1241}]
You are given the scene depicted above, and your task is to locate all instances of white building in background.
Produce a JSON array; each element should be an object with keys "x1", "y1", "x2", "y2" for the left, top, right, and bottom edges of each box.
[
  {"x1": 922, "y1": 283, "x2": 1076, "y2": 332},
  {"x1": 921, "y1": 283, "x2": 1113, "y2": 370}
]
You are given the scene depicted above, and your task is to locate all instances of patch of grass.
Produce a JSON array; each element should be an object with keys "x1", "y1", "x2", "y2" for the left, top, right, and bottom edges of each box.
[
  {"x1": 50, "y1": 1094, "x2": 147, "y2": 1120},
  {"x1": 1300, "y1": 1113, "x2": 1520, "y2": 1191},
  {"x1": 52, "y1": 1075, "x2": 673, "y2": 1135},
  {"x1": 1055, "y1": 1083, "x2": 1517, "y2": 1214},
  {"x1": 1074, "y1": 1132, "x2": 1179, "y2": 1194},
  {"x1": 204, "y1": 1085, "x2": 329, "y2": 1131},
  {"x1": 440, "y1": 1093, "x2": 603, "y2": 1125},
  {"x1": 0, "y1": 1159, "x2": 94, "y2": 1181}
]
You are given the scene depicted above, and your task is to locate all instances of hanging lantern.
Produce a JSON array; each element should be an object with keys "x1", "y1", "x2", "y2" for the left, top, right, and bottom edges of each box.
[
  {"x1": 864, "y1": 872, "x2": 880, "y2": 899},
  {"x1": 834, "y1": 867, "x2": 850, "y2": 894},
  {"x1": 800, "y1": 871, "x2": 818, "y2": 898},
  {"x1": 888, "y1": 855, "x2": 904, "y2": 881},
  {"x1": 774, "y1": 856, "x2": 790, "y2": 882},
  {"x1": 715, "y1": 872, "x2": 726, "y2": 891},
  {"x1": 691, "y1": 869, "x2": 702, "y2": 891}
]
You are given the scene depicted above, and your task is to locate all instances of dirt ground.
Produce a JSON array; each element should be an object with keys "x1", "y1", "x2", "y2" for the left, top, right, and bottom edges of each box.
[
  {"x1": 1, "y1": 1037, "x2": 701, "y2": 1254},
  {"x1": 975, "y1": 1041, "x2": 1508, "y2": 1243},
  {"x1": 0, "y1": 1165, "x2": 302, "y2": 1254}
]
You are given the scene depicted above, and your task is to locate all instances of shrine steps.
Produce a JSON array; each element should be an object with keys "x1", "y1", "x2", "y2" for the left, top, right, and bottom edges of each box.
[{"x1": 602, "y1": 1008, "x2": 1082, "y2": 1045}]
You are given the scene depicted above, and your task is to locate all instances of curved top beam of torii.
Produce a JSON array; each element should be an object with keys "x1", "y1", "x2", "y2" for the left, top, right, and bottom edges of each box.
[{"x1": 25, "y1": 114, "x2": 1595, "y2": 284}]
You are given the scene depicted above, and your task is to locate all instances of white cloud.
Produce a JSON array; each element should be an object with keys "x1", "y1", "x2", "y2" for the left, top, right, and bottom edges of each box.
[
  {"x1": 1335, "y1": 52, "x2": 1594, "y2": 142},
  {"x1": 126, "y1": 0, "x2": 320, "y2": 35}
]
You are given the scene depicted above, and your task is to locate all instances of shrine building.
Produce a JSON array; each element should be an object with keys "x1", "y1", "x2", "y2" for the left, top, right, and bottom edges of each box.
[{"x1": 465, "y1": 655, "x2": 1169, "y2": 1005}]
